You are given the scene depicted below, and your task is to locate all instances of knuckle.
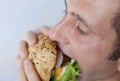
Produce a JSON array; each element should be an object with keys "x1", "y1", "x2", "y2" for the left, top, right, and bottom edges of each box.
[
  {"x1": 18, "y1": 41, "x2": 27, "y2": 51},
  {"x1": 26, "y1": 31, "x2": 36, "y2": 40},
  {"x1": 26, "y1": 31, "x2": 37, "y2": 47},
  {"x1": 39, "y1": 26, "x2": 50, "y2": 35},
  {"x1": 18, "y1": 40, "x2": 26, "y2": 46},
  {"x1": 16, "y1": 55, "x2": 23, "y2": 67},
  {"x1": 40, "y1": 26, "x2": 49, "y2": 31},
  {"x1": 27, "y1": 31, "x2": 35, "y2": 36},
  {"x1": 18, "y1": 41, "x2": 28, "y2": 55},
  {"x1": 41, "y1": 25, "x2": 49, "y2": 29}
]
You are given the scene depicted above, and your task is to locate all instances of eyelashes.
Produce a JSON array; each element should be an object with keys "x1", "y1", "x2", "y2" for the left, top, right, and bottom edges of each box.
[
  {"x1": 61, "y1": 11, "x2": 88, "y2": 35},
  {"x1": 75, "y1": 21, "x2": 86, "y2": 35},
  {"x1": 76, "y1": 25, "x2": 86, "y2": 35}
]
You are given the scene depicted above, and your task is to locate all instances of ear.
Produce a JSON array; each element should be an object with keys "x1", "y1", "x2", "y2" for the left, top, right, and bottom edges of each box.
[{"x1": 117, "y1": 58, "x2": 120, "y2": 71}]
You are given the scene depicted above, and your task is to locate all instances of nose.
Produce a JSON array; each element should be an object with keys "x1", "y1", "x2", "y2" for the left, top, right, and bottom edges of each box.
[{"x1": 49, "y1": 22, "x2": 70, "y2": 45}]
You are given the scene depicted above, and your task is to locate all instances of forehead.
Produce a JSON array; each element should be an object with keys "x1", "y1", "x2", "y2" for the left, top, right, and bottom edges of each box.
[
  {"x1": 65, "y1": 0, "x2": 119, "y2": 12},
  {"x1": 65, "y1": 0, "x2": 119, "y2": 36},
  {"x1": 65, "y1": 0, "x2": 119, "y2": 25},
  {"x1": 65, "y1": 0, "x2": 119, "y2": 5}
]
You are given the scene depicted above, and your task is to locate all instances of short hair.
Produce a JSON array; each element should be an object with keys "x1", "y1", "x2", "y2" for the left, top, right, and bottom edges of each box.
[{"x1": 109, "y1": 9, "x2": 120, "y2": 60}]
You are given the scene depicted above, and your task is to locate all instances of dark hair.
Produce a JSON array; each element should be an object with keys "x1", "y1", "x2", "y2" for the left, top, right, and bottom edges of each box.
[{"x1": 109, "y1": 10, "x2": 120, "y2": 60}]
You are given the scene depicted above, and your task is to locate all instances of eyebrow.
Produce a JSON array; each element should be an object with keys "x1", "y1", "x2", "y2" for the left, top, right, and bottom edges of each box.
[
  {"x1": 64, "y1": 0, "x2": 89, "y2": 27},
  {"x1": 64, "y1": 0, "x2": 94, "y2": 33},
  {"x1": 70, "y1": 11, "x2": 91, "y2": 30}
]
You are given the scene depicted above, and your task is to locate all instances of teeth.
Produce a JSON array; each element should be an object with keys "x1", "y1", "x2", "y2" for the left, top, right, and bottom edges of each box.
[{"x1": 55, "y1": 50, "x2": 63, "y2": 68}]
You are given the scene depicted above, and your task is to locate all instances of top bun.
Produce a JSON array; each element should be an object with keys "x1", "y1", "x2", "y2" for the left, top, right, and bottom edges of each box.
[{"x1": 28, "y1": 34, "x2": 57, "y2": 81}]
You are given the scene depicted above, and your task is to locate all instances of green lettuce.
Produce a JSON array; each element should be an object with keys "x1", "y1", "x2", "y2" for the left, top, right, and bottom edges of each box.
[{"x1": 50, "y1": 60, "x2": 80, "y2": 81}]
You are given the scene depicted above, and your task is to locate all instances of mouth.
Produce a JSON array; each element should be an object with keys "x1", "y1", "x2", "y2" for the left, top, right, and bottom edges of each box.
[
  {"x1": 51, "y1": 44, "x2": 81, "y2": 81},
  {"x1": 58, "y1": 43, "x2": 73, "y2": 58}
]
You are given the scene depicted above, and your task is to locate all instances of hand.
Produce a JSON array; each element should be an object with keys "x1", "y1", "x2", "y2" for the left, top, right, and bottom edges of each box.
[{"x1": 16, "y1": 26, "x2": 50, "y2": 81}]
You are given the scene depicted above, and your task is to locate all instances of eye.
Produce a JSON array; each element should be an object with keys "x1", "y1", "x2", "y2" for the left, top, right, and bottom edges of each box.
[
  {"x1": 75, "y1": 21, "x2": 86, "y2": 35},
  {"x1": 76, "y1": 26, "x2": 86, "y2": 35}
]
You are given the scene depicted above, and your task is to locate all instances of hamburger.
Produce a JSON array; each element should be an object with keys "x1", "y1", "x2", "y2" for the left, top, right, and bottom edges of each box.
[{"x1": 28, "y1": 34, "x2": 80, "y2": 81}]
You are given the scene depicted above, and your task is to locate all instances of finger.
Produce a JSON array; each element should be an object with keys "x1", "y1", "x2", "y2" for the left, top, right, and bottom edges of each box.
[
  {"x1": 35, "y1": 25, "x2": 50, "y2": 35},
  {"x1": 18, "y1": 59, "x2": 28, "y2": 81},
  {"x1": 16, "y1": 55, "x2": 21, "y2": 66},
  {"x1": 18, "y1": 40, "x2": 28, "y2": 59},
  {"x1": 26, "y1": 31, "x2": 37, "y2": 47},
  {"x1": 24, "y1": 59, "x2": 41, "y2": 81}
]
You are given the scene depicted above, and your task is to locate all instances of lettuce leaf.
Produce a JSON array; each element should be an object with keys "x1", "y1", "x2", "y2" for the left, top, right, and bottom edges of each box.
[{"x1": 50, "y1": 60, "x2": 80, "y2": 81}]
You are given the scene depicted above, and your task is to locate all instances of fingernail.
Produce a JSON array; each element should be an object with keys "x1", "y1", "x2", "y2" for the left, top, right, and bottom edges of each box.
[
  {"x1": 30, "y1": 40, "x2": 37, "y2": 47},
  {"x1": 30, "y1": 40, "x2": 35, "y2": 46}
]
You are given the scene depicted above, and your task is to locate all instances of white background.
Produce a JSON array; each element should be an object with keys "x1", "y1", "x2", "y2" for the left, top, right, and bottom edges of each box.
[{"x1": 0, "y1": 0, "x2": 65, "y2": 81}]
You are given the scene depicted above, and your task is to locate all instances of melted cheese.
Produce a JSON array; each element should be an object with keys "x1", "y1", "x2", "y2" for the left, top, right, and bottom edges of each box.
[{"x1": 55, "y1": 67, "x2": 62, "y2": 79}]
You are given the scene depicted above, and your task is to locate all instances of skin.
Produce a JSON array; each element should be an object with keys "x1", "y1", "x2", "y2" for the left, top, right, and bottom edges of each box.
[{"x1": 16, "y1": 0, "x2": 120, "y2": 81}]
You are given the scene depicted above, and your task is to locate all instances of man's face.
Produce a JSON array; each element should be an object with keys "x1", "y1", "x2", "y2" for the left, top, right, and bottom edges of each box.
[{"x1": 49, "y1": 0, "x2": 119, "y2": 81}]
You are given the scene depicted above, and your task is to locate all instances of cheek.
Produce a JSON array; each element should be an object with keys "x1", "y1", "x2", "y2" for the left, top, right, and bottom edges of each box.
[
  {"x1": 68, "y1": 34, "x2": 117, "y2": 80},
  {"x1": 68, "y1": 29, "x2": 109, "y2": 70},
  {"x1": 73, "y1": 43, "x2": 103, "y2": 70},
  {"x1": 69, "y1": 28, "x2": 104, "y2": 62}
]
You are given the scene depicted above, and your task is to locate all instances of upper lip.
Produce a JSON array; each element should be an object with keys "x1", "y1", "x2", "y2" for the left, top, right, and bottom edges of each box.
[{"x1": 58, "y1": 43, "x2": 72, "y2": 58}]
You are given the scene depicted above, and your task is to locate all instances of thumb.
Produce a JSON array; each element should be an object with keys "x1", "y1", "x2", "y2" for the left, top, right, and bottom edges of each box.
[{"x1": 24, "y1": 59, "x2": 41, "y2": 81}]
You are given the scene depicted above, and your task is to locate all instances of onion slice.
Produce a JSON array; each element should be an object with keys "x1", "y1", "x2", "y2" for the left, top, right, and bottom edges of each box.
[{"x1": 55, "y1": 50, "x2": 63, "y2": 68}]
